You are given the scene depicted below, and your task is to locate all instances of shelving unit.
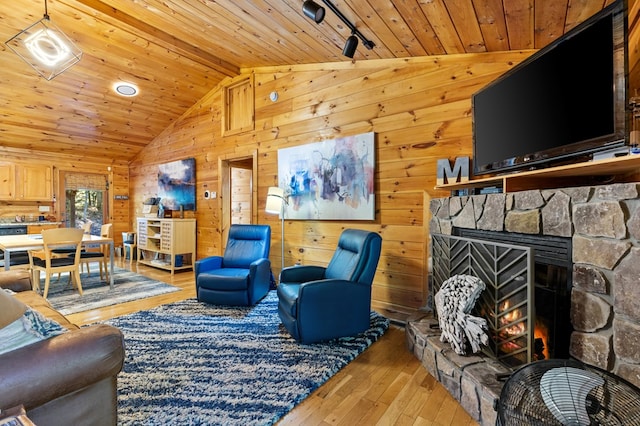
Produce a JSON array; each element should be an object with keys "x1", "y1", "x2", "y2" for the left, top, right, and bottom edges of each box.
[
  {"x1": 136, "y1": 218, "x2": 196, "y2": 274},
  {"x1": 435, "y1": 155, "x2": 640, "y2": 194}
]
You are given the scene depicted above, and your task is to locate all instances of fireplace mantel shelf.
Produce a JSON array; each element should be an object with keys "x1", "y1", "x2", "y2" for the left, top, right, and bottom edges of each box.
[{"x1": 435, "y1": 154, "x2": 640, "y2": 193}]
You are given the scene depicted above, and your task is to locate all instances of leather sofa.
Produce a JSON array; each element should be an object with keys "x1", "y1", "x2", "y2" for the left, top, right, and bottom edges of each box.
[{"x1": 0, "y1": 270, "x2": 125, "y2": 426}]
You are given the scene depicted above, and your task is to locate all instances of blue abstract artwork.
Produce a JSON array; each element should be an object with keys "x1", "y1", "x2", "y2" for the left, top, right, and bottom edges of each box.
[
  {"x1": 158, "y1": 158, "x2": 196, "y2": 211},
  {"x1": 277, "y1": 132, "x2": 375, "y2": 220}
]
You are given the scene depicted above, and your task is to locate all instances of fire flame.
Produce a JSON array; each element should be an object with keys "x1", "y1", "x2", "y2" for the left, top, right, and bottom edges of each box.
[
  {"x1": 500, "y1": 300, "x2": 526, "y2": 335},
  {"x1": 535, "y1": 319, "x2": 550, "y2": 360},
  {"x1": 497, "y1": 300, "x2": 550, "y2": 360}
]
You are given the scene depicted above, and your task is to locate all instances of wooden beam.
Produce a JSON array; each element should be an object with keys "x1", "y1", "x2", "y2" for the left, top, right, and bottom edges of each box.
[{"x1": 69, "y1": 0, "x2": 240, "y2": 77}]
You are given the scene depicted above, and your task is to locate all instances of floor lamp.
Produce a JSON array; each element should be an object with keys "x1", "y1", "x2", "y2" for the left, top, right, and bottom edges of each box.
[{"x1": 265, "y1": 187, "x2": 287, "y2": 272}]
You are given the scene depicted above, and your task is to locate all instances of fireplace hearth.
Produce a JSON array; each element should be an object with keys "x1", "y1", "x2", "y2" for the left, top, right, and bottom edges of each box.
[{"x1": 407, "y1": 182, "x2": 640, "y2": 425}]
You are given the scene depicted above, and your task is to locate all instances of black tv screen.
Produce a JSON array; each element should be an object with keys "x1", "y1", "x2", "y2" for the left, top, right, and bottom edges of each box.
[{"x1": 472, "y1": 0, "x2": 628, "y2": 176}]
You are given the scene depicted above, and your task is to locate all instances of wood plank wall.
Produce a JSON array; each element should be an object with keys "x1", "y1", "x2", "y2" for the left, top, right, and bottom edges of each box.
[{"x1": 128, "y1": 52, "x2": 533, "y2": 315}]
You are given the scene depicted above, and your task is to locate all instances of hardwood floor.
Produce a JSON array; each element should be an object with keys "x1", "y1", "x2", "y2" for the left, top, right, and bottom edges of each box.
[{"x1": 69, "y1": 258, "x2": 479, "y2": 426}]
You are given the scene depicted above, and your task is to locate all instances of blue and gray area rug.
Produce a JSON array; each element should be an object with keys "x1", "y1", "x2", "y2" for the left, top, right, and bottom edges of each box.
[
  {"x1": 105, "y1": 291, "x2": 389, "y2": 425},
  {"x1": 46, "y1": 267, "x2": 180, "y2": 315}
]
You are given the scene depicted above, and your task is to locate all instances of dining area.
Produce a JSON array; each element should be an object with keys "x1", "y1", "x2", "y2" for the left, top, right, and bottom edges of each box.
[{"x1": 0, "y1": 224, "x2": 115, "y2": 298}]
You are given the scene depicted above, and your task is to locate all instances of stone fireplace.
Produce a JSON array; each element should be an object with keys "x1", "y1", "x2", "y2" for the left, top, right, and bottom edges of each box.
[{"x1": 406, "y1": 182, "x2": 640, "y2": 425}]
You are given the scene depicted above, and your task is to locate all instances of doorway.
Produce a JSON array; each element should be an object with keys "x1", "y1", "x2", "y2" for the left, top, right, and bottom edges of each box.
[
  {"x1": 229, "y1": 159, "x2": 253, "y2": 225},
  {"x1": 218, "y1": 151, "x2": 258, "y2": 248}
]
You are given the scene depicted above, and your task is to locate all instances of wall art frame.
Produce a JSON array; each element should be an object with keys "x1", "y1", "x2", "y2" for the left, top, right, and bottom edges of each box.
[
  {"x1": 277, "y1": 132, "x2": 375, "y2": 220},
  {"x1": 158, "y1": 157, "x2": 196, "y2": 211}
]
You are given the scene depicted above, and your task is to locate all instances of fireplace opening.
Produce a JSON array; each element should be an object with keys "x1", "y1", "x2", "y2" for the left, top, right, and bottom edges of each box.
[
  {"x1": 452, "y1": 229, "x2": 573, "y2": 366},
  {"x1": 534, "y1": 260, "x2": 572, "y2": 360}
]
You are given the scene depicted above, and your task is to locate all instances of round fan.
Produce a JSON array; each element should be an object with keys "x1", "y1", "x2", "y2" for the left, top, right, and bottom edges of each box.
[{"x1": 496, "y1": 359, "x2": 640, "y2": 425}]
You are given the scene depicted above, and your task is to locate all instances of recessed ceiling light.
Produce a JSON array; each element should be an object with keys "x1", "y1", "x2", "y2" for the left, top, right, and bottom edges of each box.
[{"x1": 113, "y1": 82, "x2": 138, "y2": 97}]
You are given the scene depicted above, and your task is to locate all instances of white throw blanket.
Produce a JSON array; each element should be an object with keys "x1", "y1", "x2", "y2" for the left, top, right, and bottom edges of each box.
[{"x1": 434, "y1": 274, "x2": 489, "y2": 355}]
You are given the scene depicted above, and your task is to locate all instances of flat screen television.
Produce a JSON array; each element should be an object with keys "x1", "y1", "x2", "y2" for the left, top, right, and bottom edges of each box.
[{"x1": 472, "y1": 0, "x2": 629, "y2": 177}]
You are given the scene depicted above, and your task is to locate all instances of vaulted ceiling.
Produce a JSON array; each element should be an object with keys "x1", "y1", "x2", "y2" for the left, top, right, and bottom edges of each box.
[{"x1": 0, "y1": 0, "x2": 631, "y2": 163}]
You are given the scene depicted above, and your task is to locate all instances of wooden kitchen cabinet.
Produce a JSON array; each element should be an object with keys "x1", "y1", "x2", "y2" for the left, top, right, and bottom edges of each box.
[
  {"x1": 0, "y1": 163, "x2": 16, "y2": 199},
  {"x1": 0, "y1": 162, "x2": 52, "y2": 201},
  {"x1": 20, "y1": 165, "x2": 52, "y2": 201},
  {"x1": 27, "y1": 223, "x2": 60, "y2": 234}
]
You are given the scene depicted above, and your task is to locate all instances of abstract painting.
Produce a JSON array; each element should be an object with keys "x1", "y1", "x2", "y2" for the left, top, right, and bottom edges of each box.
[
  {"x1": 158, "y1": 158, "x2": 196, "y2": 211},
  {"x1": 277, "y1": 132, "x2": 375, "y2": 220}
]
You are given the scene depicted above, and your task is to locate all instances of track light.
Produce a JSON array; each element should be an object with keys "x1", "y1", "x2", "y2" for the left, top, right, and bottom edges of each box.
[
  {"x1": 342, "y1": 34, "x2": 358, "y2": 58},
  {"x1": 302, "y1": 0, "x2": 375, "y2": 58},
  {"x1": 303, "y1": 1, "x2": 325, "y2": 24}
]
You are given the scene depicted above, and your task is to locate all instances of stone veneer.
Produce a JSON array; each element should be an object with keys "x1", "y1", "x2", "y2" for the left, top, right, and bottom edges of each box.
[{"x1": 406, "y1": 182, "x2": 640, "y2": 425}]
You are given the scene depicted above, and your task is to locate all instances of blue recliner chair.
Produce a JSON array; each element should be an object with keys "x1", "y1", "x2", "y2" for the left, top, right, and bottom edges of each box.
[
  {"x1": 195, "y1": 224, "x2": 271, "y2": 306},
  {"x1": 277, "y1": 228, "x2": 382, "y2": 344}
]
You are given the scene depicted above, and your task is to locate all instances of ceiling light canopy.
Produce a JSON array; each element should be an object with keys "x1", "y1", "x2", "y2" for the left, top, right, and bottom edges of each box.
[
  {"x1": 113, "y1": 82, "x2": 139, "y2": 97},
  {"x1": 302, "y1": 0, "x2": 375, "y2": 58},
  {"x1": 4, "y1": 0, "x2": 82, "y2": 80}
]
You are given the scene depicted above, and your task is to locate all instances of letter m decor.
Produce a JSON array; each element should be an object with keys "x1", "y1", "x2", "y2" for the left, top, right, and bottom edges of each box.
[{"x1": 436, "y1": 157, "x2": 470, "y2": 186}]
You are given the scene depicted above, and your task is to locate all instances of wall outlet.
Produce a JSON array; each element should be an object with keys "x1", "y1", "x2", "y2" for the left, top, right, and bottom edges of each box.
[
  {"x1": 38, "y1": 206, "x2": 50, "y2": 212},
  {"x1": 211, "y1": 192, "x2": 217, "y2": 199}
]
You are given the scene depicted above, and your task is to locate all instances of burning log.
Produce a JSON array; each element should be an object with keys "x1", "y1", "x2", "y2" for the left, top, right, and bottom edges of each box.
[{"x1": 435, "y1": 274, "x2": 489, "y2": 355}]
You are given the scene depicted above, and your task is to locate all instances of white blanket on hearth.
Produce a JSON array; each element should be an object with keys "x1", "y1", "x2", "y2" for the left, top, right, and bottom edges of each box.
[{"x1": 435, "y1": 274, "x2": 488, "y2": 355}]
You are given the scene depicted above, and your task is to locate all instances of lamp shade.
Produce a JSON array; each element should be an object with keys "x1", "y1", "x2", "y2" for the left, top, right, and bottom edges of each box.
[
  {"x1": 265, "y1": 187, "x2": 285, "y2": 215},
  {"x1": 5, "y1": 16, "x2": 82, "y2": 80}
]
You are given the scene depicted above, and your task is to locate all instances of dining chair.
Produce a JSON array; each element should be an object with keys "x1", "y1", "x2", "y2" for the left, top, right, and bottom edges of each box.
[
  {"x1": 76, "y1": 223, "x2": 112, "y2": 281},
  {"x1": 28, "y1": 228, "x2": 84, "y2": 298},
  {"x1": 52, "y1": 221, "x2": 92, "y2": 275}
]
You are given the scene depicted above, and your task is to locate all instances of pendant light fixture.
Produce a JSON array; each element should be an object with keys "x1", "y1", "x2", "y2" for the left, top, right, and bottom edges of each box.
[
  {"x1": 5, "y1": 0, "x2": 82, "y2": 80},
  {"x1": 302, "y1": 0, "x2": 375, "y2": 58}
]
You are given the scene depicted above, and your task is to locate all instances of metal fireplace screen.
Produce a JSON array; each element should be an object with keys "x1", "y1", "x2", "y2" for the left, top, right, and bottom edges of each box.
[{"x1": 431, "y1": 233, "x2": 535, "y2": 368}]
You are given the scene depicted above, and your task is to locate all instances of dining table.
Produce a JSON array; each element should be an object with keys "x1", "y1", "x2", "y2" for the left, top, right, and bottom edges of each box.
[{"x1": 0, "y1": 233, "x2": 115, "y2": 289}]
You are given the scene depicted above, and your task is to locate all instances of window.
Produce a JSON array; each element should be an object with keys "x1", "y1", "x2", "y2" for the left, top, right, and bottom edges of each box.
[{"x1": 62, "y1": 172, "x2": 108, "y2": 235}]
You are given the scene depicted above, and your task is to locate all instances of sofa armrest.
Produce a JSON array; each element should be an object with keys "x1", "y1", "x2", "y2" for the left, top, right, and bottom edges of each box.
[
  {"x1": 279, "y1": 265, "x2": 326, "y2": 284},
  {"x1": 298, "y1": 279, "x2": 371, "y2": 308},
  {"x1": 0, "y1": 270, "x2": 32, "y2": 292},
  {"x1": 249, "y1": 258, "x2": 271, "y2": 281},
  {"x1": 194, "y1": 256, "x2": 223, "y2": 276},
  {"x1": 0, "y1": 324, "x2": 125, "y2": 411}
]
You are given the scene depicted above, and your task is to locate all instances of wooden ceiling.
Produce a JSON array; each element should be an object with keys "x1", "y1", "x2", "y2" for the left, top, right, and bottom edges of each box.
[{"x1": 0, "y1": 0, "x2": 629, "y2": 163}]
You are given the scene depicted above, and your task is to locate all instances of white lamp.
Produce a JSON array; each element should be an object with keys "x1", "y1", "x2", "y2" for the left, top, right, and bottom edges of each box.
[
  {"x1": 5, "y1": 0, "x2": 82, "y2": 80},
  {"x1": 265, "y1": 186, "x2": 288, "y2": 272}
]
